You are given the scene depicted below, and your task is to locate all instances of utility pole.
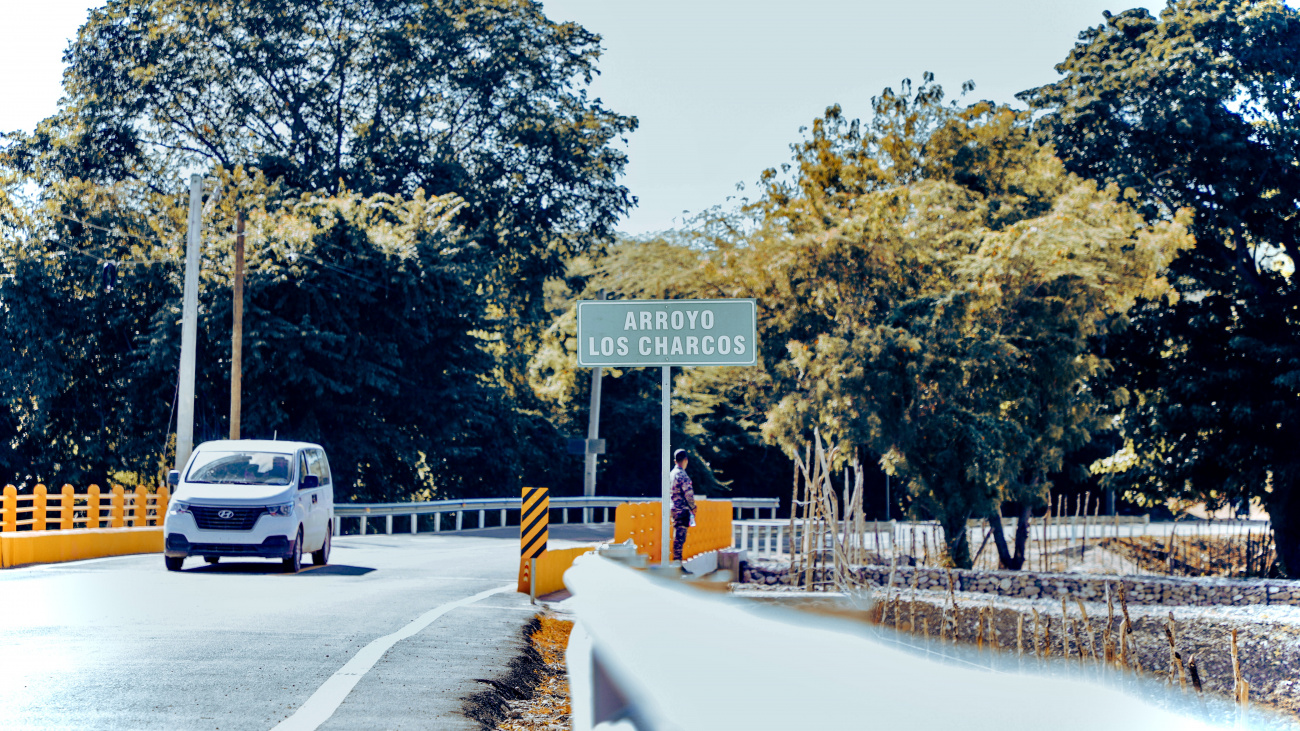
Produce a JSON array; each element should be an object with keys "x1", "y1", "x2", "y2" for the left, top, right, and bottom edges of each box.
[
  {"x1": 661, "y1": 365, "x2": 671, "y2": 566},
  {"x1": 175, "y1": 174, "x2": 203, "y2": 472},
  {"x1": 229, "y1": 211, "x2": 245, "y2": 440},
  {"x1": 583, "y1": 289, "x2": 605, "y2": 523}
]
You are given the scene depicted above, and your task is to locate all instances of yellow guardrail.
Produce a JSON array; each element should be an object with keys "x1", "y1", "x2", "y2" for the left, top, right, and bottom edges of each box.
[
  {"x1": 0, "y1": 484, "x2": 168, "y2": 568},
  {"x1": 614, "y1": 499, "x2": 732, "y2": 564},
  {"x1": 516, "y1": 500, "x2": 733, "y2": 596}
]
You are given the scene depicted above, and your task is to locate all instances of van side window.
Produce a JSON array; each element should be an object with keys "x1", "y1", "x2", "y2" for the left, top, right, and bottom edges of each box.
[
  {"x1": 313, "y1": 449, "x2": 332, "y2": 486},
  {"x1": 299, "y1": 452, "x2": 310, "y2": 488},
  {"x1": 306, "y1": 449, "x2": 331, "y2": 486}
]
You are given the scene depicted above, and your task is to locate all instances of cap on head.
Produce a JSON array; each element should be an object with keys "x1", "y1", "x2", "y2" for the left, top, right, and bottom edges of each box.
[{"x1": 673, "y1": 449, "x2": 688, "y2": 463}]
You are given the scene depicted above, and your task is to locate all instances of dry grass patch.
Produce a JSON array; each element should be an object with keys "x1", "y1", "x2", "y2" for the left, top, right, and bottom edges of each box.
[{"x1": 495, "y1": 614, "x2": 574, "y2": 731}]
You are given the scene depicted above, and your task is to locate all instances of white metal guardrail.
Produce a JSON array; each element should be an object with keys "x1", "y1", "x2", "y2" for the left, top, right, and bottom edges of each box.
[
  {"x1": 563, "y1": 554, "x2": 1250, "y2": 731},
  {"x1": 334, "y1": 496, "x2": 779, "y2": 536}
]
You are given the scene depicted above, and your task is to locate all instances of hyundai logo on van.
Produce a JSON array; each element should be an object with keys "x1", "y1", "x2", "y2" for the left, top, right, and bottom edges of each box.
[{"x1": 218, "y1": 510, "x2": 235, "y2": 520}]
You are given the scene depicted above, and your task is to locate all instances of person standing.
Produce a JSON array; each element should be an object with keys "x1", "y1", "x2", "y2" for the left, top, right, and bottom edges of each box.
[{"x1": 670, "y1": 449, "x2": 696, "y2": 563}]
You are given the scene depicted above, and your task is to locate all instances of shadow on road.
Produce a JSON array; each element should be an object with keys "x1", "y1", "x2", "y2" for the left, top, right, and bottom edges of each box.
[{"x1": 186, "y1": 562, "x2": 376, "y2": 576}]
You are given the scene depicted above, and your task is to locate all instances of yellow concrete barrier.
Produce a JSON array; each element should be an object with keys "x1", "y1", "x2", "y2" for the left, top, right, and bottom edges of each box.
[
  {"x1": 614, "y1": 499, "x2": 732, "y2": 564},
  {"x1": 1, "y1": 483, "x2": 169, "y2": 568},
  {"x1": 518, "y1": 545, "x2": 600, "y2": 596},
  {"x1": 0, "y1": 527, "x2": 163, "y2": 568}
]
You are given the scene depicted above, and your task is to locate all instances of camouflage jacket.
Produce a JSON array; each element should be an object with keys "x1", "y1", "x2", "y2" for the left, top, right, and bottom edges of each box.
[{"x1": 670, "y1": 466, "x2": 696, "y2": 516}]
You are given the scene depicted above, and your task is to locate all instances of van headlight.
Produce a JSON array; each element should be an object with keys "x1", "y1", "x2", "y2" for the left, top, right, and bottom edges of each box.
[
  {"x1": 266, "y1": 503, "x2": 293, "y2": 517},
  {"x1": 169, "y1": 501, "x2": 192, "y2": 515}
]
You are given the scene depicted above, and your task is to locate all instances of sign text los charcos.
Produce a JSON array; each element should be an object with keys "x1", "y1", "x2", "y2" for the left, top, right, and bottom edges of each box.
[{"x1": 576, "y1": 299, "x2": 757, "y2": 368}]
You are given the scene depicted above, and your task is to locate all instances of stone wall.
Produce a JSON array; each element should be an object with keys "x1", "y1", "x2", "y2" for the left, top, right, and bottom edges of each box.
[{"x1": 739, "y1": 562, "x2": 1300, "y2": 606}]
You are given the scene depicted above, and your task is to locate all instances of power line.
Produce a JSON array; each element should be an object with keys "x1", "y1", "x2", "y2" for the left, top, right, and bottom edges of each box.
[{"x1": 51, "y1": 213, "x2": 176, "y2": 266}]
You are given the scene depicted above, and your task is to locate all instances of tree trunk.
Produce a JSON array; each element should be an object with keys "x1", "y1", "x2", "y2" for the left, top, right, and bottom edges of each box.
[
  {"x1": 1267, "y1": 474, "x2": 1300, "y2": 579},
  {"x1": 990, "y1": 505, "x2": 1032, "y2": 570},
  {"x1": 940, "y1": 511, "x2": 972, "y2": 569}
]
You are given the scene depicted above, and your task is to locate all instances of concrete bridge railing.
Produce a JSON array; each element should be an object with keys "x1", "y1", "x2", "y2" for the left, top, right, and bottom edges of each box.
[{"x1": 334, "y1": 495, "x2": 779, "y2": 536}]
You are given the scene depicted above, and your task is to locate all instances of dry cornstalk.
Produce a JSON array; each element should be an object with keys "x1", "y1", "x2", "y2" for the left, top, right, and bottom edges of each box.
[
  {"x1": 1167, "y1": 612, "x2": 1185, "y2": 688},
  {"x1": 1017, "y1": 613, "x2": 1024, "y2": 657},
  {"x1": 1232, "y1": 628, "x2": 1249, "y2": 706},
  {"x1": 909, "y1": 568, "x2": 919, "y2": 632},
  {"x1": 1074, "y1": 598, "x2": 1097, "y2": 662},
  {"x1": 1032, "y1": 608, "x2": 1042, "y2": 659},
  {"x1": 1061, "y1": 597, "x2": 1071, "y2": 658},
  {"x1": 1104, "y1": 583, "x2": 1115, "y2": 664},
  {"x1": 946, "y1": 570, "x2": 958, "y2": 644},
  {"x1": 1163, "y1": 625, "x2": 1181, "y2": 687},
  {"x1": 988, "y1": 600, "x2": 999, "y2": 651},
  {"x1": 976, "y1": 607, "x2": 986, "y2": 650},
  {"x1": 1118, "y1": 582, "x2": 1133, "y2": 636},
  {"x1": 922, "y1": 616, "x2": 929, "y2": 642},
  {"x1": 1188, "y1": 655, "x2": 1204, "y2": 693},
  {"x1": 1043, "y1": 506, "x2": 1052, "y2": 572},
  {"x1": 1043, "y1": 616, "x2": 1053, "y2": 659},
  {"x1": 1073, "y1": 618, "x2": 1086, "y2": 667}
]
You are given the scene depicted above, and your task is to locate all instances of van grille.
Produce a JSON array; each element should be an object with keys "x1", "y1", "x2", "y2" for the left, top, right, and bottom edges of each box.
[{"x1": 191, "y1": 506, "x2": 265, "y2": 531}]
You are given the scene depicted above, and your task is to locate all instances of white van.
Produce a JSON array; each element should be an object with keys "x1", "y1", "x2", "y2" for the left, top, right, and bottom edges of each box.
[{"x1": 162, "y1": 440, "x2": 334, "y2": 573}]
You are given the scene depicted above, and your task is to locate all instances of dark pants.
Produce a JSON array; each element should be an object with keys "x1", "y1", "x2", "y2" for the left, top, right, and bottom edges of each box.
[{"x1": 672, "y1": 511, "x2": 691, "y2": 562}]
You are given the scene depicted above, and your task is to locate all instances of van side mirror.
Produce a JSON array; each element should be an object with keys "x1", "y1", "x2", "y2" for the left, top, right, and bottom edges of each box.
[
  {"x1": 300, "y1": 475, "x2": 320, "y2": 489},
  {"x1": 168, "y1": 470, "x2": 180, "y2": 486}
]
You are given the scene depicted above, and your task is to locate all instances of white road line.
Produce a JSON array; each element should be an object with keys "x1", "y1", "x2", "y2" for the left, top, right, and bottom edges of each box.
[{"x1": 269, "y1": 583, "x2": 514, "y2": 731}]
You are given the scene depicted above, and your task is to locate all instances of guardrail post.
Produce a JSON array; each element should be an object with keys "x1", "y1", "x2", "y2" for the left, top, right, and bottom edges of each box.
[
  {"x1": 456, "y1": 511, "x2": 463, "y2": 531},
  {"x1": 2, "y1": 485, "x2": 16, "y2": 532},
  {"x1": 477, "y1": 509, "x2": 485, "y2": 529},
  {"x1": 385, "y1": 515, "x2": 393, "y2": 535},
  {"x1": 411, "y1": 514, "x2": 419, "y2": 534},
  {"x1": 111, "y1": 485, "x2": 125, "y2": 528},
  {"x1": 334, "y1": 519, "x2": 341, "y2": 537},
  {"x1": 133, "y1": 485, "x2": 148, "y2": 527},
  {"x1": 60, "y1": 484, "x2": 75, "y2": 530},
  {"x1": 157, "y1": 485, "x2": 169, "y2": 520},
  {"x1": 562, "y1": 508, "x2": 569, "y2": 524},
  {"x1": 360, "y1": 513, "x2": 368, "y2": 535},
  {"x1": 34, "y1": 484, "x2": 48, "y2": 531},
  {"x1": 434, "y1": 512, "x2": 442, "y2": 532},
  {"x1": 500, "y1": 508, "x2": 506, "y2": 527}
]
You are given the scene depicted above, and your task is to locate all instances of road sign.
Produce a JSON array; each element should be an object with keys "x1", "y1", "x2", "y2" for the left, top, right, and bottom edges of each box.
[
  {"x1": 520, "y1": 487, "x2": 548, "y2": 560},
  {"x1": 576, "y1": 298, "x2": 757, "y2": 367}
]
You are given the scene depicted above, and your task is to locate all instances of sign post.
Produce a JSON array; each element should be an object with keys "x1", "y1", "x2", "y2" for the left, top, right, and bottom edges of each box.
[
  {"x1": 520, "y1": 487, "x2": 549, "y2": 595},
  {"x1": 577, "y1": 298, "x2": 757, "y2": 565}
]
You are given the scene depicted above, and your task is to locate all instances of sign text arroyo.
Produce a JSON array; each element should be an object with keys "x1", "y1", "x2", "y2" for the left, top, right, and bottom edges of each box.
[{"x1": 576, "y1": 299, "x2": 757, "y2": 367}]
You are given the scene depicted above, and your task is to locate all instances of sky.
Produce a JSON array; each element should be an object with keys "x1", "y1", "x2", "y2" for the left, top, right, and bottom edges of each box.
[{"x1": 7, "y1": 0, "x2": 1286, "y2": 235}]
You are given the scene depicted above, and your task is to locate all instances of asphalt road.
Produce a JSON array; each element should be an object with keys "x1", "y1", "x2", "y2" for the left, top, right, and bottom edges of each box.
[{"x1": 0, "y1": 525, "x2": 613, "y2": 731}]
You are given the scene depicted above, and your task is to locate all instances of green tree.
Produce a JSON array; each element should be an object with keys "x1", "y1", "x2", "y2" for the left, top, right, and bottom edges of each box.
[
  {"x1": 744, "y1": 80, "x2": 1189, "y2": 567},
  {"x1": 0, "y1": 168, "x2": 543, "y2": 499},
  {"x1": 3, "y1": 0, "x2": 637, "y2": 392},
  {"x1": 1020, "y1": 0, "x2": 1300, "y2": 574}
]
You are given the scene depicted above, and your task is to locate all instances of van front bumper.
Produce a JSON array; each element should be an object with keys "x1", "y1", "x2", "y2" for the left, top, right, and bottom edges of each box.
[{"x1": 165, "y1": 533, "x2": 293, "y2": 559}]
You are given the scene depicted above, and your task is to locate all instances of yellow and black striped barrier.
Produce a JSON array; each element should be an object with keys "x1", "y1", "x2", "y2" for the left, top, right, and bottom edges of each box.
[{"x1": 518, "y1": 487, "x2": 549, "y2": 594}]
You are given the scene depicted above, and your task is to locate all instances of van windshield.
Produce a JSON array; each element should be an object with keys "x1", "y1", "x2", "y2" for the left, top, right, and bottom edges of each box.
[{"x1": 186, "y1": 451, "x2": 294, "y2": 486}]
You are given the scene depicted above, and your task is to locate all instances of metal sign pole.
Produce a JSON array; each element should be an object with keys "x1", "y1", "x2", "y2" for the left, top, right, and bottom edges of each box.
[
  {"x1": 661, "y1": 365, "x2": 671, "y2": 566},
  {"x1": 584, "y1": 289, "x2": 606, "y2": 523},
  {"x1": 175, "y1": 174, "x2": 203, "y2": 472}
]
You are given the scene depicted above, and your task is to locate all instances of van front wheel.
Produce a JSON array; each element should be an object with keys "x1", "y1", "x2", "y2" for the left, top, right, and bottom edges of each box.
[
  {"x1": 165, "y1": 556, "x2": 184, "y2": 572},
  {"x1": 283, "y1": 528, "x2": 303, "y2": 573}
]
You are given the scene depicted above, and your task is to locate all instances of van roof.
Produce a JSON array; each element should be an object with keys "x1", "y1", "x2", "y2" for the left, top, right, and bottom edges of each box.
[{"x1": 194, "y1": 439, "x2": 323, "y2": 453}]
